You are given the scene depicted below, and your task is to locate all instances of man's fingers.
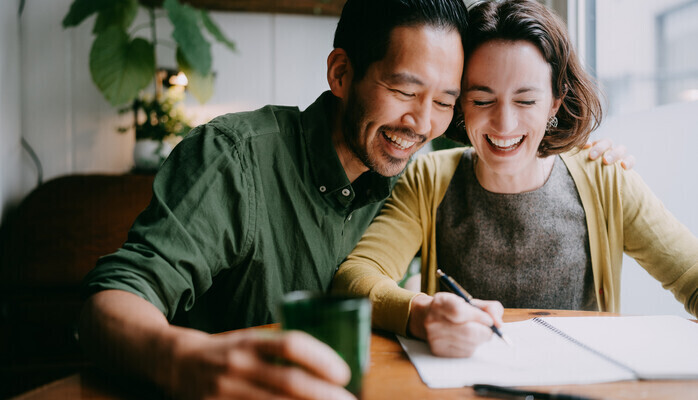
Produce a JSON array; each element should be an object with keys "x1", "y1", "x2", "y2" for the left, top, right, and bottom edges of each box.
[
  {"x1": 602, "y1": 144, "x2": 627, "y2": 164},
  {"x1": 250, "y1": 361, "x2": 356, "y2": 400},
  {"x1": 216, "y1": 373, "x2": 294, "y2": 400},
  {"x1": 252, "y1": 330, "x2": 351, "y2": 386},
  {"x1": 586, "y1": 139, "x2": 635, "y2": 170},
  {"x1": 225, "y1": 333, "x2": 355, "y2": 400},
  {"x1": 586, "y1": 138, "x2": 613, "y2": 160}
]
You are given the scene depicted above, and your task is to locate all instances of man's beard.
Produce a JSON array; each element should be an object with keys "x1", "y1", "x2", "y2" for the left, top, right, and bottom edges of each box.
[{"x1": 342, "y1": 87, "x2": 415, "y2": 177}]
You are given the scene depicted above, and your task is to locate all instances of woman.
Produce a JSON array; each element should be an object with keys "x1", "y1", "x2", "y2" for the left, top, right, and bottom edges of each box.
[{"x1": 332, "y1": 0, "x2": 698, "y2": 357}]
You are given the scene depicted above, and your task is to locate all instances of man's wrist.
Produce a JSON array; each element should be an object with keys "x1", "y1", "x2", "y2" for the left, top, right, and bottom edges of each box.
[{"x1": 155, "y1": 325, "x2": 204, "y2": 394}]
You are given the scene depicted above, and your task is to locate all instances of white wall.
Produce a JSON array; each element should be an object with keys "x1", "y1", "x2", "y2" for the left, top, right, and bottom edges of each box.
[
  {"x1": 0, "y1": 0, "x2": 24, "y2": 224},
  {"x1": 13, "y1": 1, "x2": 337, "y2": 194},
  {"x1": 593, "y1": 101, "x2": 698, "y2": 318}
]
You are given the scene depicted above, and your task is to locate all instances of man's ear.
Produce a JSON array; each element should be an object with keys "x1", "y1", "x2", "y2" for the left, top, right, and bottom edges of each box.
[{"x1": 327, "y1": 48, "x2": 352, "y2": 99}]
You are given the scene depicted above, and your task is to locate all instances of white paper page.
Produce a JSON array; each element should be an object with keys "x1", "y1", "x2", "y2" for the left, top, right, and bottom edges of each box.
[
  {"x1": 536, "y1": 316, "x2": 698, "y2": 379},
  {"x1": 398, "y1": 319, "x2": 634, "y2": 388}
]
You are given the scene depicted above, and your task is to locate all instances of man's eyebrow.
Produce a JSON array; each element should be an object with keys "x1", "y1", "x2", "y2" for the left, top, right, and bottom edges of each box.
[
  {"x1": 387, "y1": 72, "x2": 460, "y2": 97},
  {"x1": 387, "y1": 72, "x2": 423, "y2": 85}
]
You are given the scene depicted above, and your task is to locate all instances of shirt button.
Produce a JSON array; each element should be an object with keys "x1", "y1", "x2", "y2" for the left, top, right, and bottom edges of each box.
[
  {"x1": 341, "y1": 188, "x2": 351, "y2": 196},
  {"x1": 347, "y1": 213, "x2": 353, "y2": 221},
  {"x1": 319, "y1": 186, "x2": 327, "y2": 193}
]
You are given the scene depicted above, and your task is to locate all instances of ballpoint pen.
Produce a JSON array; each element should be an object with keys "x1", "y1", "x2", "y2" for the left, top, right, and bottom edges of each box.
[
  {"x1": 473, "y1": 384, "x2": 597, "y2": 400},
  {"x1": 436, "y1": 269, "x2": 513, "y2": 346}
]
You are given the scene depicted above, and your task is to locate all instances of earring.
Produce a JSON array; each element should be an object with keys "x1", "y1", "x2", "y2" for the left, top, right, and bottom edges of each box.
[{"x1": 546, "y1": 115, "x2": 558, "y2": 130}]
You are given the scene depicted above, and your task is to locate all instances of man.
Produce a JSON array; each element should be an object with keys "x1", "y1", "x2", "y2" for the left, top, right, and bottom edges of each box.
[
  {"x1": 80, "y1": 1, "x2": 468, "y2": 399},
  {"x1": 79, "y1": 1, "x2": 627, "y2": 399}
]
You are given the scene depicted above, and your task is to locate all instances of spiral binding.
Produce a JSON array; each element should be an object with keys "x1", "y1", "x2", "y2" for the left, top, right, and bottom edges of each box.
[{"x1": 532, "y1": 317, "x2": 639, "y2": 378}]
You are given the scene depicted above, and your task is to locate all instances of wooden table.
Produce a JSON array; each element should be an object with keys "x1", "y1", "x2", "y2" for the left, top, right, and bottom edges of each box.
[{"x1": 12, "y1": 309, "x2": 698, "y2": 400}]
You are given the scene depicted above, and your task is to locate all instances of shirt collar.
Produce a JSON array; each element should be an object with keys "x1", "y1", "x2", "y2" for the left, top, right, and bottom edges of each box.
[{"x1": 301, "y1": 91, "x2": 395, "y2": 208}]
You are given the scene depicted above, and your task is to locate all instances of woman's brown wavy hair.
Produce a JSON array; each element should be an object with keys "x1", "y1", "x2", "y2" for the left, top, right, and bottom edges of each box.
[{"x1": 446, "y1": 0, "x2": 603, "y2": 157}]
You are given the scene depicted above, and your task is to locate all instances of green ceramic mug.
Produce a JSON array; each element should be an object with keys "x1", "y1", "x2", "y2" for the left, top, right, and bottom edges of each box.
[{"x1": 278, "y1": 291, "x2": 372, "y2": 398}]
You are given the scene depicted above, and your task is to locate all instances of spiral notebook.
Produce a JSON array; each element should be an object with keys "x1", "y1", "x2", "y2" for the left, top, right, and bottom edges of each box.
[{"x1": 397, "y1": 315, "x2": 698, "y2": 388}]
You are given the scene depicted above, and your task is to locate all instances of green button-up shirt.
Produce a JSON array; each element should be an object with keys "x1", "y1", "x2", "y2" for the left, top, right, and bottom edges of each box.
[{"x1": 83, "y1": 92, "x2": 396, "y2": 332}]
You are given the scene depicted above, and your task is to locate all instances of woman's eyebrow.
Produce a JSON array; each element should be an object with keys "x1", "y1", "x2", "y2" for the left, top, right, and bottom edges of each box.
[
  {"x1": 465, "y1": 86, "x2": 543, "y2": 94},
  {"x1": 465, "y1": 85, "x2": 493, "y2": 93},
  {"x1": 514, "y1": 87, "x2": 542, "y2": 94}
]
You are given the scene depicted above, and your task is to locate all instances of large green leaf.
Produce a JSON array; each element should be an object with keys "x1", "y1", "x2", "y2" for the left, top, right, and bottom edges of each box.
[
  {"x1": 89, "y1": 27, "x2": 155, "y2": 106},
  {"x1": 93, "y1": 0, "x2": 139, "y2": 34},
  {"x1": 62, "y1": 0, "x2": 111, "y2": 28},
  {"x1": 201, "y1": 11, "x2": 236, "y2": 52},
  {"x1": 165, "y1": 0, "x2": 212, "y2": 76},
  {"x1": 177, "y1": 49, "x2": 213, "y2": 104}
]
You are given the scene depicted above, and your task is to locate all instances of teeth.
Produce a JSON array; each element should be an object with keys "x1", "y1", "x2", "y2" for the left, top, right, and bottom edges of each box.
[
  {"x1": 487, "y1": 135, "x2": 523, "y2": 148},
  {"x1": 385, "y1": 132, "x2": 416, "y2": 150}
]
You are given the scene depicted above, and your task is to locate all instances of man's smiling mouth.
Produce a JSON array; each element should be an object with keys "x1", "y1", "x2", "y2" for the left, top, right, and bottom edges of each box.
[{"x1": 383, "y1": 131, "x2": 417, "y2": 150}]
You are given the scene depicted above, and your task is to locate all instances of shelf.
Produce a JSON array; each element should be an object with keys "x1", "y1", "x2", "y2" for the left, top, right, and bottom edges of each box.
[{"x1": 140, "y1": 0, "x2": 346, "y2": 16}]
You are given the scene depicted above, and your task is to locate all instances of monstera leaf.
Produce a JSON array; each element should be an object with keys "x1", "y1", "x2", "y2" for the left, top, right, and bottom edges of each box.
[
  {"x1": 201, "y1": 11, "x2": 236, "y2": 51},
  {"x1": 62, "y1": 0, "x2": 111, "y2": 27},
  {"x1": 93, "y1": 0, "x2": 139, "y2": 34},
  {"x1": 64, "y1": 0, "x2": 235, "y2": 108},
  {"x1": 177, "y1": 49, "x2": 213, "y2": 103},
  {"x1": 165, "y1": 0, "x2": 212, "y2": 76},
  {"x1": 89, "y1": 27, "x2": 155, "y2": 106}
]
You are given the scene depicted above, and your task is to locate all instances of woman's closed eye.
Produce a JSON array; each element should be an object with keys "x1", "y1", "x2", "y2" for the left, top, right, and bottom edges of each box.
[
  {"x1": 472, "y1": 99, "x2": 494, "y2": 107},
  {"x1": 516, "y1": 100, "x2": 537, "y2": 106}
]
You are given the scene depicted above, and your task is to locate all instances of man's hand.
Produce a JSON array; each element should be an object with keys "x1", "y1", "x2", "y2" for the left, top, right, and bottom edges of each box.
[
  {"x1": 585, "y1": 139, "x2": 636, "y2": 170},
  {"x1": 79, "y1": 290, "x2": 355, "y2": 400},
  {"x1": 169, "y1": 329, "x2": 354, "y2": 400},
  {"x1": 408, "y1": 293, "x2": 504, "y2": 357}
]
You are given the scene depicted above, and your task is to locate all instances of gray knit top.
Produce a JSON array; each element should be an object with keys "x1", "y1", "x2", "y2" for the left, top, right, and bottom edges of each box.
[{"x1": 436, "y1": 149, "x2": 597, "y2": 310}]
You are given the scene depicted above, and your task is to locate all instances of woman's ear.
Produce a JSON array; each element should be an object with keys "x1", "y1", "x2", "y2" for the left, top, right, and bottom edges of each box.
[
  {"x1": 550, "y1": 96, "x2": 563, "y2": 118},
  {"x1": 327, "y1": 48, "x2": 352, "y2": 99}
]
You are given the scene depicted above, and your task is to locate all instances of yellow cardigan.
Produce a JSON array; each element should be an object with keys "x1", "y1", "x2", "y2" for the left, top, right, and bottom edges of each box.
[{"x1": 333, "y1": 148, "x2": 698, "y2": 336}]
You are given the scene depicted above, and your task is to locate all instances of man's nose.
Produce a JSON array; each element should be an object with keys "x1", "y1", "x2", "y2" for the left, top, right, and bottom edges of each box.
[{"x1": 402, "y1": 99, "x2": 432, "y2": 135}]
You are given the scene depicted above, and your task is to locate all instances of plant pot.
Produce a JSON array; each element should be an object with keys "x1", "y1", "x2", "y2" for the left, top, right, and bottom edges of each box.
[{"x1": 133, "y1": 139, "x2": 173, "y2": 172}]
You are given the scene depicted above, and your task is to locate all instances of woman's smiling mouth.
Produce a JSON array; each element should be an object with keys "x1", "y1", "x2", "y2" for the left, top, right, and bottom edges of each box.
[{"x1": 486, "y1": 134, "x2": 525, "y2": 151}]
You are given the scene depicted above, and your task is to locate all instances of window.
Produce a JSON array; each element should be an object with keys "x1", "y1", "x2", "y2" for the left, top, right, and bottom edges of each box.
[{"x1": 593, "y1": 0, "x2": 698, "y2": 116}]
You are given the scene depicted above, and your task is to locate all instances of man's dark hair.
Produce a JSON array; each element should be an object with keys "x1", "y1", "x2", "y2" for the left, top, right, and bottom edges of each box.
[{"x1": 333, "y1": 0, "x2": 469, "y2": 81}]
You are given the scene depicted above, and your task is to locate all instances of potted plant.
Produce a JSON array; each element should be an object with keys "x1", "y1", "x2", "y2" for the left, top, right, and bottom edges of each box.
[
  {"x1": 62, "y1": 0, "x2": 235, "y2": 170},
  {"x1": 123, "y1": 80, "x2": 193, "y2": 171}
]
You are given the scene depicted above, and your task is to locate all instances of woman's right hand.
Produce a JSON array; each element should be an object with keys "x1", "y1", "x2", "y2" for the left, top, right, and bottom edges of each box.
[{"x1": 408, "y1": 292, "x2": 504, "y2": 357}]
